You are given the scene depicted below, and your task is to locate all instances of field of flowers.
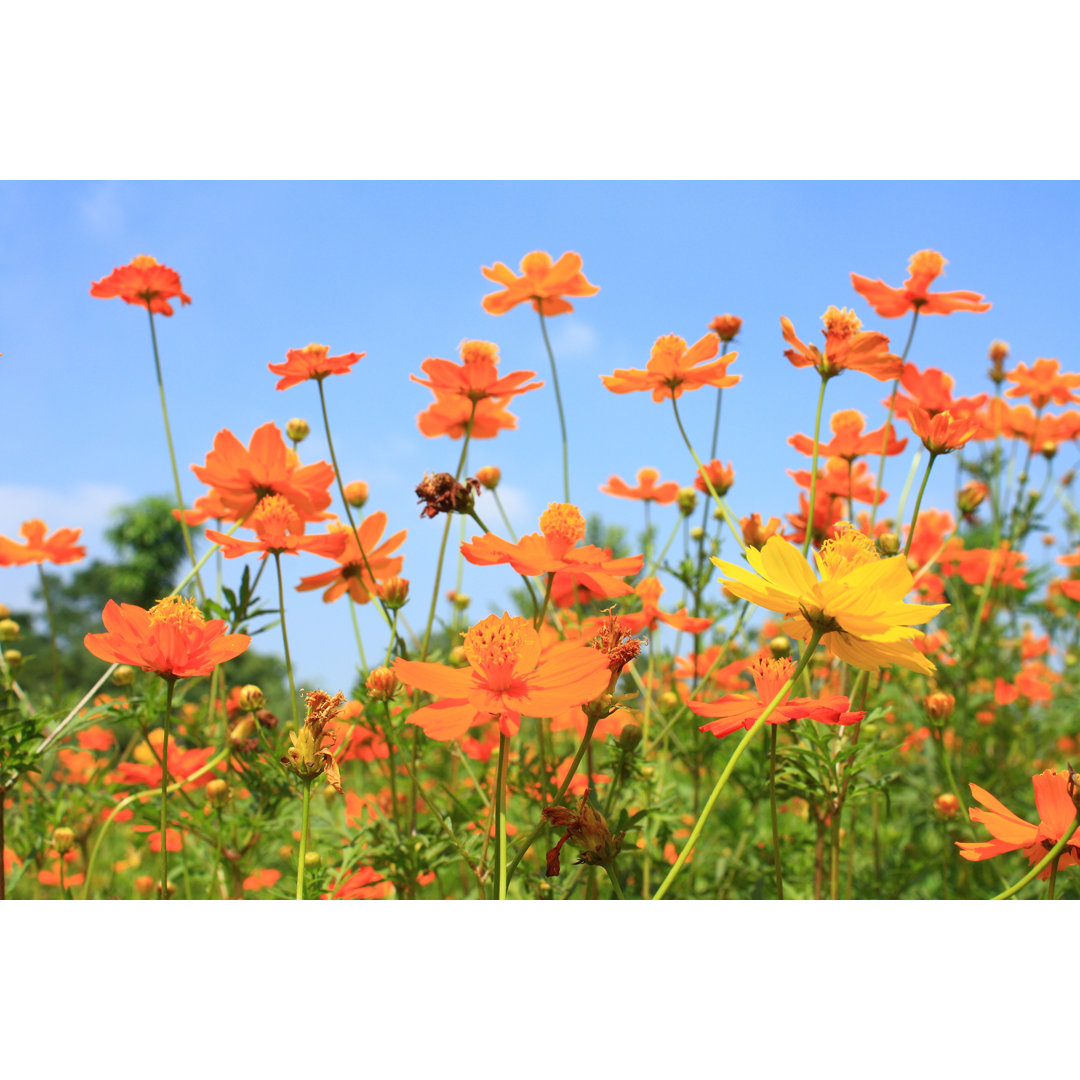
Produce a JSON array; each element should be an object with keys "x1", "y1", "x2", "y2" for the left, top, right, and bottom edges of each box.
[{"x1": 3, "y1": 245, "x2": 1078, "y2": 902}]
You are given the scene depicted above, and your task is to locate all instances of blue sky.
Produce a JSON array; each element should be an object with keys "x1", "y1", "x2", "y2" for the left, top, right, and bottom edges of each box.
[{"x1": 2, "y1": 181, "x2": 1078, "y2": 693}]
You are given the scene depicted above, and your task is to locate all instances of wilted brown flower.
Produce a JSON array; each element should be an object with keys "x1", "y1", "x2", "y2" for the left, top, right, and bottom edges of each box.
[
  {"x1": 541, "y1": 791, "x2": 624, "y2": 876},
  {"x1": 281, "y1": 689, "x2": 345, "y2": 794},
  {"x1": 415, "y1": 472, "x2": 481, "y2": 519}
]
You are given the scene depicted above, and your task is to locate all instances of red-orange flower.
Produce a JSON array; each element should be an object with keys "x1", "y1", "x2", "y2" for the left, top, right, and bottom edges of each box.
[
  {"x1": 268, "y1": 343, "x2": 365, "y2": 391},
  {"x1": 741, "y1": 513, "x2": 783, "y2": 550},
  {"x1": 462, "y1": 503, "x2": 643, "y2": 598},
  {"x1": 789, "y1": 459, "x2": 886, "y2": 507},
  {"x1": 1005, "y1": 358, "x2": 1080, "y2": 410},
  {"x1": 891, "y1": 363, "x2": 988, "y2": 422},
  {"x1": 694, "y1": 459, "x2": 735, "y2": 496},
  {"x1": 788, "y1": 409, "x2": 907, "y2": 461},
  {"x1": 205, "y1": 495, "x2": 349, "y2": 561},
  {"x1": 851, "y1": 250, "x2": 991, "y2": 318},
  {"x1": 908, "y1": 406, "x2": 982, "y2": 455},
  {"x1": 782, "y1": 307, "x2": 902, "y2": 382},
  {"x1": 600, "y1": 467, "x2": 680, "y2": 505},
  {"x1": 601, "y1": 334, "x2": 740, "y2": 402},
  {"x1": 90, "y1": 255, "x2": 192, "y2": 316},
  {"x1": 392, "y1": 612, "x2": 611, "y2": 739},
  {"x1": 172, "y1": 491, "x2": 234, "y2": 527},
  {"x1": 482, "y1": 251, "x2": 599, "y2": 316},
  {"x1": 111, "y1": 732, "x2": 217, "y2": 790},
  {"x1": 84, "y1": 596, "x2": 251, "y2": 680},
  {"x1": 688, "y1": 656, "x2": 864, "y2": 739},
  {"x1": 709, "y1": 314, "x2": 742, "y2": 341},
  {"x1": 191, "y1": 422, "x2": 335, "y2": 523},
  {"x1": 0, "y1": 520, "x2": 86, "y2": 566},
  {"x1": 295, "y1": 511, "x2": 407, "y2": 604},
  {"x1": 616, "y1": 576, "x2": 713, "y2": 635},
  {"x1": 411, "y1": 340, "x2": 543, "y2": 403},
  {"x1": 956, "y1": 770, "x2": 1080, "y2": 878},
  {"x1": 417, "y1": 394, "x2": 520, "y2": 440}
]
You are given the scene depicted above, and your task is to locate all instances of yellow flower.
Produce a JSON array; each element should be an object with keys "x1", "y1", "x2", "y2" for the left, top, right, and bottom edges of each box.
[{"x1": 713, "y1": 525, "x2": 946, "y2": 674}]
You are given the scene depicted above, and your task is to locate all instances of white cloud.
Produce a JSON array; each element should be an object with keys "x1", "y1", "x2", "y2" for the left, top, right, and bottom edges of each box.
[
  {"x1": 77, "y1": 182, "x2": 124, "y2": 236},
  {"x1": 550, "y1": 319, "x2": 598, "y2": 359},
  {"x1": 475, "y1": 482, "x2": 532, "y2": 534}
]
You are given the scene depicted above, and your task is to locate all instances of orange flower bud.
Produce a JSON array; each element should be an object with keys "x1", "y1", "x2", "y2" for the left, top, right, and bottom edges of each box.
[
  {"x1": 285, "y1": 417, "x2": 310, "y2": 443},
  {"x1": 378, "y1": 576, "x2": 409, "y2": 609},
  {"x1": 475, "y1": 466, "x2": 501, "y2": 490},
  {"x1": 741, "y1": 513, "x2": 781, "y2": 550},
  {"x1": 709, "y1": 314, "x2": 743, "y2": 341},
  {"x1": 988, "y1": 340, "x2": 1009, "y2": 363},
  {"x1": 934, "y1": 793, "x2": 960, "y2": 820},
  {"x1": 135, "y1": 875, "x2": 155, "y2": 898},
  {"x1": 957, "y1": 481, "x2": 988, "y2": 515},
  {"x1": 366, "y1": 666, "x2": 400, "y2": 702},
  {"x1": 205, "y1": 779, "x2": 232, "y2": 809},
  {"x1": 0, "y1": 603, "x2": 9, "y2": 619},
  {"x1": 344, "y1": 481, "x2": 369, "y2": 509},
  {"x1": 924, "y1": 691, "x2": 955, "y2": 723},
  {"x1": 695, "y1": 459, "x2": 735, "y2": 497}
]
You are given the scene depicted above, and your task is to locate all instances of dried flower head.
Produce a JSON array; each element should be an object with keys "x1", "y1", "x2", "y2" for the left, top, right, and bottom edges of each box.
[
  {"x1": 281, "y1": 689, "x2": 346, "y2": 794},
  {"x1": 415, "y1": 472, "x2": 480, "y2": 519},
  {"x1": 541, "y1": 791, "x2": 624, "y2": 876}
]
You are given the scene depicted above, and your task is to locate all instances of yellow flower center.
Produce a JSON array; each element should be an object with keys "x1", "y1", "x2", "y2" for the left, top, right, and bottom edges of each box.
[
  {"x1": 908, "y1": 250, "x2": 946, "y2": 278},
  {"x1": 462, "y1": 614, "x2": 530, "y2": 688},
  {"x1": 539, "y1": 502, "x2": 586, "y2": 549},
  {"x1": 251, "y1": 494, "x2": 300, "y2": 546},
  {"x1": 148, "y1": 595, "x2": 206, "y2": 630},
  {"x1": 817, "y1": 524, "x2": 879, "y2": 579},
  {"x1": 131, "y1": 255, "x2": 159, "y2": 269},
  {"x1": 821, "y1": 306, "x2": 862, "y2": 341},
  {"x1": 459, "y1": 340, "x2": 500, "y2": 366}
]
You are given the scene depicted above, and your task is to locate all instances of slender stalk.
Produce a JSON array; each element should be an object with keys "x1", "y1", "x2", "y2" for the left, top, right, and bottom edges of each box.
[
  {"x1": 870, "y1": 309, "x2": 920, "y2": 529},
  {"x1": 538, "y1": 308, "x2": 570, "y2": 502},
  {"x1": 147, "y1": 308, "x2": 204, "y2": 602},
  {"x1": 802, "y1": 374, "x2": 830, "y2": 556},
  {"x1": 903, "y1": 452, "x2": 939, "y2": 558},
  {"x1": 159, "y1": 678, "x2": 177, "y2": 900},
  {"x1": 348, "y1": 599, "x2": 368, "y2": 672},
  {"x1": 645, "y1": 512, "x2": 683, "y2": 578},
  {"x1": 708, "y1": 340, "x2": 731, "y2": 461},
  {"x1": 533, "y1": 573, "x2": 555, "y2": 630},
  {"x1": 59, "y1": 853, "x2": 67, "y2": 899},
  {"x1": 604, "y1": 863, "x2": 625, "y2": 900},
  {"x1": 670, "y1": 396, "x2": 747, "y2": 556},
  {"x1": 37, "y1": 565, "x2": 62, "y2": 699},
  {"x1": 495, "y1": 733, "x2": 509, "y2": 900},
  {"x1": 992, "y1": 811, "x2": 1078, "y2": 899},
  {"x1": 653, "y1": 628, "x2": 825, "y2": 900},
  {"x1": 769, "y1": 724, "x2": 784, "y2": 899},
  {"x1": 315, "y1": 379, "x2": 399, "y2": 639},
  {"x1": 273, "y1": 553, "x2": 299, "y2": 729},
  {"x1": 1047, "y1": 858, "x2": 1058, "y2": 900},
  {"x1": 296, "y1": 778, "x2": 312, "y2": 900},
  {"x1": 492, "y1": 489, "x2": 518, "y2": 541}
]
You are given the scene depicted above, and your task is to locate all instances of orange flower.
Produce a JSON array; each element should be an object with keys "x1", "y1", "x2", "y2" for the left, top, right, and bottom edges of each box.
[
  {"x1": 84, "y1": 596, "x2": 251, "y2": 680},
  {"x1": 191, "y1": 422, "x2": 335, "y2": 523},
  {"x1": 694, "y1": 459, "x2": 735, "y2": 496},
  {"x1": 788, "y1": 458, "x2": 886, "y2": 507},
  {"x1": 688, "y1": 656, "x2": 864, "y2": 739},
  {"x1": 851, "y1": 250, "x2": 991, "y2": 318},
  {"x1": 461, "y1": 503, "x2": 643, "y2": 598},
  {"x1": 411, "y1": 340, "x2": 543, "y2": 403},
  {"x1": 172, "y1": 491, "x2": 234, "y2": 527},
  {"x1": 788, "y1": 409, "x2": 907, "y2": 461},
  {"x1": 205, "y1": 495, "x2": 349, "y2": 561},
  {"x1": 781, "y1": 307, "x2": 902, "y2": 382},
  {"x1": 709, "y1": 314, "x2": 742, "y2": 341},
  {"x1": 243, "y1": 868, "x2": 282, "y2": 891},
  {"x1": 111, "y1": 732, "x2": 217, "y2": 789},
  {"x1": 295, "y1": 511, "x2": 407, "y2": 604},
  {"x1": 741, "y1": 513, "x2": 783, "y2": 549},
  {"x1": 268, "y1": 343, "x2": 365, "y2": 391},
  {"x1": 481, "y1": 251, "x2": 599, "y2": 316},
  {"x1": 0, "y1": 520, "x2": 86, "y2": 566},
  {"x1": 891, "y1": 363, "x2": 988, "y2": 422},
  {"x1": 908, "y1": 406, "x2": 981, "y2": 454},
  {"x1": 90, "y1": 255, "x2": 192, "y2": 316},
  {"x1": 392, "y1": 612, "x2": 611, "y2": 739},
  {"x1": 417, "y1": 394, "x2": 520, "y2": 440},
  {"x1": 616, "y1": 576, "x2": 713, "y2": 635},
  {"x1": 956, "y1": 770, "x2": 1080, "y2": 878},
  {"x1": 1005, "y1": 358, "x2": 1080, "y2": 410},
  {"x1": 601, "y1": 334, "x2": 740, "y2": 402},
  {"x1": 600, "y1": 467, "x2": 680, "y2": 505}
]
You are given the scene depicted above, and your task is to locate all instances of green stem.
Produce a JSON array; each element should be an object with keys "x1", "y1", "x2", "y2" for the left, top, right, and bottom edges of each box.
[
  {"x1": 645, "y1": 512, "x2": 683, "y2": 578},
  {"x1": 670, "y1": 396, "x2": 747, "y2": 557},
  {"x1": 37, "y1": 564, "x2": 62, "y2": 700},
  {"x1": 349, "y1": 598, "x2": 368, "y2": 672},
  {"x1": 538, "y1": 308, "x2": 570, "y2": 503},
  {"x1": 604, "y1": 862, "x2": 625, "y2": 900},
  {"x1": 769, "y1": 724, "x2": 784, "y2": 899},
  {"x1": 1047, "y1": 857, "x2": 1059, "y2": 900},
  {"x1": 147, "y1": 308, "x2": 204, "y2": 603},
  {"x1": 708, "y1": 340, "x2": 731, "y2": 461},
  {"x1": 802, "y1": 374, "x2": 830, "y2": 557},
  {"x1": 991, "y1": 811, "x2": 1078, "y2": 899},
  {"x1": 533, "y1": 573, "x2": 555, "y2": 630},
  {"x1": 492, "y1": 489, "x2": 518, "y2": 541},
  {"x1": 652, "y1": 627, "x2": 825, "y2": 900},
  {"x1": 273, "y1": 553, "x2": 299, "y2": 729},
  {"x1": 159, "y1": 678, "x2": 176, "y2": 900},
  {"x1": 495, "y1": 732, "x2": 509, "y2": 900},
  {"x1": 903, "y1": 452, "x2": 939, "y2": 558},
  {"x1": 870, "y1": 309, "x2": 919, "y2": 529},
  {"x1": 296, "y1": 778, "x2": 312, "y2": 900}
]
